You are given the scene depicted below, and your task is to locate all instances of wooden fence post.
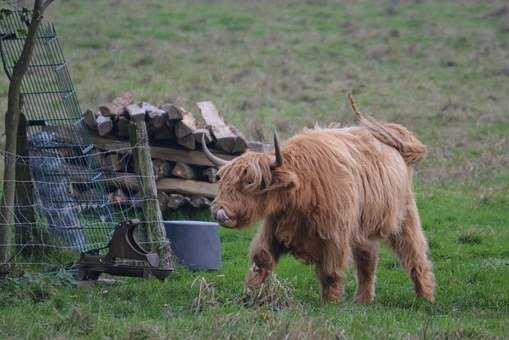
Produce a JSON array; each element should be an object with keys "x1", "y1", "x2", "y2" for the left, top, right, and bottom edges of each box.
[
  {"x1": 14, "y1": 114, "x2": 39, "y2": 256},
  {"x1": 129, "y1": 118, "x2": 172, "y2": 268}
]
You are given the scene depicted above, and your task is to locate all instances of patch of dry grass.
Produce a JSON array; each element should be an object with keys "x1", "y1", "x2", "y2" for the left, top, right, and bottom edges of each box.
[{"x1": 242, "y1": 273, "x2": 302, "y2": 311}]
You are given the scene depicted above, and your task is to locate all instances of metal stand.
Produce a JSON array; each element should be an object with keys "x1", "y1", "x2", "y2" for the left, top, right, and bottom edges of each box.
[{"x1": 76, "y1": 219, "x2": 173, "y2": 281}]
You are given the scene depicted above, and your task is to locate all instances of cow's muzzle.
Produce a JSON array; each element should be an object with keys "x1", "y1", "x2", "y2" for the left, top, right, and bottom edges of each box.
[{"x1": 214, "y1": 208, "x2": 235, "y2": 228}]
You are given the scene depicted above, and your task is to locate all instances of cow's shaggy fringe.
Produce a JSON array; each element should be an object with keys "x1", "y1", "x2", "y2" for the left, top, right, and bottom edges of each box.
[{"x1": 213, "y1": 95, "x2": 436, "y2": 303}]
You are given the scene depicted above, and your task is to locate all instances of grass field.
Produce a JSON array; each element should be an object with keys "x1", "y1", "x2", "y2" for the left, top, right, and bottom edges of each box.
[{"x1": 1, "y1": 0, "x2": 509, "y2": 338}]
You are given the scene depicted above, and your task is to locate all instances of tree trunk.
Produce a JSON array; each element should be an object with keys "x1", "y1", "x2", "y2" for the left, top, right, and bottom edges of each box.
[{"x1": 1, "y1": 1, "x2": 52, "y2": 274}]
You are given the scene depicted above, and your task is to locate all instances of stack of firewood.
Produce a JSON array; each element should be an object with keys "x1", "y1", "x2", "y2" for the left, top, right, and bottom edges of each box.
[{"x1": 81, "y1": 92, "x2": 267, "y2": 211}]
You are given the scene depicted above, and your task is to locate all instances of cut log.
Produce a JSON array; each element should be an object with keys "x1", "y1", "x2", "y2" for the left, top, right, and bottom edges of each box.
[
  {"x1": 189, "y1": 196, "x2": 210, "y2": 209},
  {"x1": 111, "y1": 188, "x2": 129, "y2": 204},
  {"x1": 247, "y1": 141, "x2": 270, "y2": 152},
  {"x1": 113, "y1": 92, "x2": 134, "y2": 113},
  {"x1": 161, "y1": 103, "x2": 184, "y2": 121},
  {"x1": 196, "y1": 101, "x2": 247, "y2": 153},
  {"x1": 83, "y1": 109, "x2": 97, "y2": 130},
  {"x1": 193, "y1": 128, "x2": 212, "y2": 144},
  {"x1": 101, "y1": 153, "x2": 123, "y2": 172},
  {"x1": 177, "y1": 134, "x2": 196, "y2": 150},
  {"x1": 202, "y1": 167, "x2": 218, "y2": 183},
  {"x1": 171, "y1": 162, "x2": 196, "y2": 180},
  {"x1": 151, "y1": 124, "x2": 174, "y2": 142},
  {"x1": 99, "y1": 92, "x2": 134, "y2": 117},
  {"x1": 90, "y1": 135, "x2": 236, "y2": 167},
  {"x1": 117, "y1": 116, "x2": 130, "y2": 138},
  {"x1": 96, "y1": 115, "x2": 113, "y2": 136},
  {"x1": 152, "y1": 159, "x2": 173, "y2": 180},
  {"x1": 229, "y1": 126, "x2": 248, "y2": 154},
  {"x1": 166, "y1": 193, "x2": 189, "y2": 210},
  {"x1": 157, "y1": 191, "x2": 170, "y2": 208},
  {"x1": 146, "y1": 103, "x2": 167, "y2": 129},
  {"x1": 175, "y1": 111, "x2": 197, "y2": 138},
  {"x1": 126, "y1": 103, "x2": 146, "y2": 122}
]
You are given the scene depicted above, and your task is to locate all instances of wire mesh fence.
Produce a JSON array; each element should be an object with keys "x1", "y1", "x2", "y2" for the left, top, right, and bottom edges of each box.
[{"x1": 0, "y1": 9, "x2": 168, "y2": 273}]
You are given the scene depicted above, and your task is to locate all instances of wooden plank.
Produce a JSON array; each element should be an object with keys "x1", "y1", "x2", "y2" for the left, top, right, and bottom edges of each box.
[
  {"x1": 90, "y1": 135, "x2": 235, "y2": 167},
  {"x1": 157, "y1": 178, "x2": 218, "y2": 198},
  {"x1": 103, "y1": 172, "x2": 218, "y2": 198}
]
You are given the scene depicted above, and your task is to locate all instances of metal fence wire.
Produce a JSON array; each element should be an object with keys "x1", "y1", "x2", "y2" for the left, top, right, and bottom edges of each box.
[{"x1": 0, "y1": 10, "x2": 156, "y2": 271}]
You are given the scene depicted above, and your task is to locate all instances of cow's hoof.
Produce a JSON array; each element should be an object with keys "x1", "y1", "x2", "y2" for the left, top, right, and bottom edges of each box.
[
  {"x1": 322, "y1": 286, "x2": 342, "y2": 303},
  {"x1": 354, "y1": 293, "x2": 374, "y2": 304}
]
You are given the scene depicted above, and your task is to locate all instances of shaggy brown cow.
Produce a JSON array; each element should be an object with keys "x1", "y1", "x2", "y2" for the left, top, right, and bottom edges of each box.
[{"x1": 202, "y1": 96, "x2": 436, "y2": 303}]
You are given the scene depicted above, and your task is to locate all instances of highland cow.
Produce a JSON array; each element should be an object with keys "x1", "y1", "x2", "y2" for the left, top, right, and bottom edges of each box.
[{"x1": 202, "y1": 96, "x2": 436, "y2": 303}]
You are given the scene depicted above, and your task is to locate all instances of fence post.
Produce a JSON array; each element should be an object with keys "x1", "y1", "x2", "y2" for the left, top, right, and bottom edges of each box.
[
  {"x1": 14, "y1": 113, "x2": 38, "y2": 256},
  {"x1": 129, "y1": 117, "x2": 172, "y2": 268}
]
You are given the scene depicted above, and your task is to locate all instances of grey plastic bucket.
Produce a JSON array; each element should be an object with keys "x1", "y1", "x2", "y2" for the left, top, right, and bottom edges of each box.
[{"x1": 164, "y1": 220, "x2": 222, "y2": 271}]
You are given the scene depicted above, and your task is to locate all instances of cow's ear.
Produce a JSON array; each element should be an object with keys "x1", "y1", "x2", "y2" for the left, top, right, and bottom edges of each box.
[{"x1": 264, "y1": 169, "x2": 299, "y2": 192}]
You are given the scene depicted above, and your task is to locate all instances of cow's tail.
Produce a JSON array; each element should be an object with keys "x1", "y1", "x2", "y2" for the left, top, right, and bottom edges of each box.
[{"x1": 347, "y1": 94, "x2": 427, "y2": 165}]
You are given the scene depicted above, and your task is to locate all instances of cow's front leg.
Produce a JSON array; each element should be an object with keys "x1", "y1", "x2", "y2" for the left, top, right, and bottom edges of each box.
[
  {"x1": 316, "y1": 239, "x2": 350, "y2": 302},
  {"x1": 245, "y1": 219, "x2": 284, "y2": 289}
]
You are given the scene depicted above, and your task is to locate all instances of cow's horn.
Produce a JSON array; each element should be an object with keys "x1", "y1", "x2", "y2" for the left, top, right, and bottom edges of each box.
[
  {"x1": 271, "y1": 130, "x2": 283, "y2": 169},
  {"x1": 201, "y1": 135, "x2": 229, "y2": 167}
]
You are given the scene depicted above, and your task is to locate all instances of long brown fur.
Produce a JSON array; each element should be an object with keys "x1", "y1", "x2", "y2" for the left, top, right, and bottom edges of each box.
[{"x1": 212, "y1": 96, "x2": 436, "y2": 303}]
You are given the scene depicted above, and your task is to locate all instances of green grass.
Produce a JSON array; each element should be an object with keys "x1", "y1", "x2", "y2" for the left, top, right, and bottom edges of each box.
[
  {"x1": 0, "y1": 187, "x2": 508, "y2": 339},
  {"x1": 0, "y1": 0, "x2": 508, "y2": 338}
]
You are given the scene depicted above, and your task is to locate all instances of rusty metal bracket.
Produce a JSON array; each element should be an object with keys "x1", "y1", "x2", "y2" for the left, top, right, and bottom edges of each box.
[{"x1": 76, "y1": 219, "x2": 173, "y2": 281}]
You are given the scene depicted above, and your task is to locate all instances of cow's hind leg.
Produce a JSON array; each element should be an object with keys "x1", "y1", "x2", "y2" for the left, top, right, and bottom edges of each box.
[
  {"x1": 353, "y1": 240, "x2": 379, "y2": 304},
  {"x1": 387, "y1": 200, "x2": 436, "y2": 302}
]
